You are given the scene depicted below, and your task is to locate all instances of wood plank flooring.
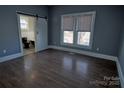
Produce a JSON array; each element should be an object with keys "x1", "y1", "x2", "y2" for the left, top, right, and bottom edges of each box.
[{"x1": 0, "y1": 49, "x2": 120, "y2": 88}]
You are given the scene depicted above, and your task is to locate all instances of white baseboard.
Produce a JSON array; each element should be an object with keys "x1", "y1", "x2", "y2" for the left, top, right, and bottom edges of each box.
[
  {"x1": 115, "y1": 58, "x2": 124, "y2": 88},
  {"x1": 48, "y1": 45, "x2": 117, "y2": 61},
  {"x1": 0, "y1": 46, "x2": 116, "y2": 63},
  {"x1": 0, "y1": 52, "x2": 23, "y2": 63},
  {"x1": 0, "y1": 46, "x2": 123, "y2": 87},
  {"x1": 48, "y1": 45, "x2": 124, "y2": 87}
]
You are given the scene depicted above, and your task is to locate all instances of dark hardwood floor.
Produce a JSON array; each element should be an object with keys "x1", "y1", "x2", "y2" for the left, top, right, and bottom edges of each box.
[{"x1": 0, "y1": 49, "x2": 120, "y2": 88}]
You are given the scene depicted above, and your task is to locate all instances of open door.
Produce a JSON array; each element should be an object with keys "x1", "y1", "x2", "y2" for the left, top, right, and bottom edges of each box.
[
  {"x1": 17, "y1": 14, "x2": 37, "y2": 55},
  {"x1": 35, "y1": 18, "x2": 48, "y2": 52}
]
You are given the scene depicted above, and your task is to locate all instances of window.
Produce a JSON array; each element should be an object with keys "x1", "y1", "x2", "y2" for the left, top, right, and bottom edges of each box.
[
  {"x1": 20, "y1": 19, "x2": 28, "y2": 30},
  {"x1": 77, "y1": 32, "x2": 90, "y2": 46},
  {"x1": 61, "y1": 11, "x2": 95, "y2": 49},
  {"x1": 62, "y1": 16, "x2": 74, "y2": 44},
  {"x1": 64, "y1": 31, "x2": 74, "y2": 44}
]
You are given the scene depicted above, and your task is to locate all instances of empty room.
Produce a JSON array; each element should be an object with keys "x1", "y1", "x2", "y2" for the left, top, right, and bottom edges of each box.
[{"x1": 0, "y1": 5, "x2": 124, "y2": 88}]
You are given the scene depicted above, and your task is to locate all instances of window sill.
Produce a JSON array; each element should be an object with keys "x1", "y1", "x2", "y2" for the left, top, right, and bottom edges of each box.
[{"x1": 61, "y1": 43, "x2": 92, "y2": 50}]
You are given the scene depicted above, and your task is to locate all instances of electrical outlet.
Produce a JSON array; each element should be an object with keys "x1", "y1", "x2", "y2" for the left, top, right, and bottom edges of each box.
[
  {"x1": 96, "y1": 48, "x2": 99, "y2": 51},
  {"x1": 3, "y1": 49, "x2": 6, "y2": 54}
]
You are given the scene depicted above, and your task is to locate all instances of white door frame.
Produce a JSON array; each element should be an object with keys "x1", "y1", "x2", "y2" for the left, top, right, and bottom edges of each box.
[{"x1": 17, "y1": 13, "x2": 37, "y2": 55}]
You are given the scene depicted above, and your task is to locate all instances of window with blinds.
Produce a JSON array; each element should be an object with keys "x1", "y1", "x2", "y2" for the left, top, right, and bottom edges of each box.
[
  {"x1": 61, "y1": 11, "x2": 96, "y2": 49},
  {"x1": 62, "y1": 16, "x2": 74, "y2": 44},
  {"x1": 77, "y1": 14, "x2": 92, "y2": 46}
]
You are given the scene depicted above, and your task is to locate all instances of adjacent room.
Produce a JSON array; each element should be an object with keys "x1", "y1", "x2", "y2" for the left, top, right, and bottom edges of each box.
[
  {"x1": 0, "y1": 5, "x2": 124, "y2": 88},
  {"x1": 19, "y1": 14, "x2": 36, "y2": 55}
]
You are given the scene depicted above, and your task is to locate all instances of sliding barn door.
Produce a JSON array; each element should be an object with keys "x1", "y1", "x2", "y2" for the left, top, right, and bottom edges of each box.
[{"x1": 35, "y1": 18, "x2": 48, "y2": 52}]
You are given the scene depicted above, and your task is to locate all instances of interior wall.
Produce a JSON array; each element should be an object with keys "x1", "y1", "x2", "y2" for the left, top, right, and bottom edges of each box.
[
  {"x1": 0, "y1": 5, "x2": 123, "y2": 58},
  {"x1": 48, "y1": 5, "x2": 123, "y2": 56},
  {"x1": 118, "y1": 12, "x2": 124, "y2": 76},
  {"x1": 0, "y1": 5, "x2": 48, "y2": 57}
]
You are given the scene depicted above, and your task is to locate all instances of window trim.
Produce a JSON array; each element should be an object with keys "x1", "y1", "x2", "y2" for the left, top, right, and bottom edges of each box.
[{"x1": 60, "y1": 11, "x2": 96, "y2": 49}]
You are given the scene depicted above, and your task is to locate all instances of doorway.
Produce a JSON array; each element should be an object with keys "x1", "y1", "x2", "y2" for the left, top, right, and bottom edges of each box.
[
  {"x1": 18, "y1": 14, "x2": 36, "y2": 55},
  {"x1": 17, "y1": 13, "x2": 48, "y2": 56}
]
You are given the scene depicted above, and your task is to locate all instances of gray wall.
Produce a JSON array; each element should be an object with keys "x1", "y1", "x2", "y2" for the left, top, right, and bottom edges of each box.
[
  {"x1": 48, "y1": 5, "x2": 123, "y2": 56},
  {"x1": 118, "y1": 13, "x2": 124, "y2": 75},
  {"x1": 0, "y1": 5, "x2": 123, "y2": 58},
  {"x1": 0, "y1": 5, "x2": 48, "y2": 57}
]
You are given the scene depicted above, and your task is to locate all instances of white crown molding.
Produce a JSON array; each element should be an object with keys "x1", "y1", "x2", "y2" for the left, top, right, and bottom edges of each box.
[{"x1": 0, "y1": 52, "x2": 23, "y2": 63}]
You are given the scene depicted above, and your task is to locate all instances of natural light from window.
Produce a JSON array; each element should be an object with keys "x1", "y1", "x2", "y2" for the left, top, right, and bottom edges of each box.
[
  {"x1": 61, "y1": 12, "x2": 95, "y2": 48},
  {"x1": 64, "y1": 31, "x2": 73, "y2": 44},
  {"x1": 77, "y1": 32, "x2": 90, "y2": 46},
  {"x1": 20, "y1": 19, "x2": 28, "y2": 29}
]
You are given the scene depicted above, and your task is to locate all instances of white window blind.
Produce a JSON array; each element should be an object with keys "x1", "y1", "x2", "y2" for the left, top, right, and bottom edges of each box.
[
  {"x1": 77, "y1": 14, "x2": 92, "y2": 31},
  {"x1": 61, "y1": 11, "x2": 95, "y2": 49},
  {"x1": 62, "y1": 16, "x2": 74, "y2": 31}
]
